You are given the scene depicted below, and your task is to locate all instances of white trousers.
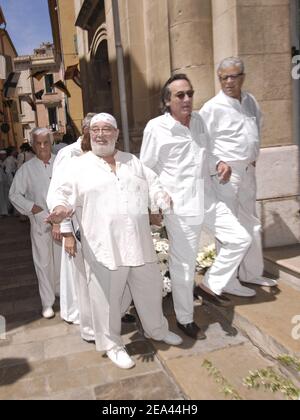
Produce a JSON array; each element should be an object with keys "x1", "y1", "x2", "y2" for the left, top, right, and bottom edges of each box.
[
  {"x1": 164, "y1": 201, "x2": 251, "y2": 324},
  {"x1": 85, "y1": 262, "x2": 169, "y2": 351},
  {"x1": 213, "y1": 162, "x2": 264, "y2": 283},
  {"x1": 60, "y1": 238, "x2": 133, "y2": 341},
  {"x1": 30, "y1": 213, "x2": 61, "y2": 309},
  {"x1": 60, "y1": 240, "x2": 80, "y2": 324}
]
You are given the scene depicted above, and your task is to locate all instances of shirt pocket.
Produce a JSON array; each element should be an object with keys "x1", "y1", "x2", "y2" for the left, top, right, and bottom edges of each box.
[
  {"x1": 123, "y1": 174, "x2": 149, "y2": 215},
  {"x1": 244, "y1": 116, "x2": 259, "y2": 139}
]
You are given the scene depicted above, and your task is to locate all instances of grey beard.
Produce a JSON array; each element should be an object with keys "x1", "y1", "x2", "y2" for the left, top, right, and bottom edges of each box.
[{"x1": 91, "y1": 141, "x2": 116, "y2": 157}]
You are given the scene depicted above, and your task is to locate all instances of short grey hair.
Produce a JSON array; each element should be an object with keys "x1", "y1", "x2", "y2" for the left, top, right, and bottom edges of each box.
[
  {"x1": 217, "y1": 56, "x2": 245, "y2": 74},
  {"x1": 29, "y1": 127, "x2": 53, "y2": 147},
  {"x1": 82, "y1": 113, "x2": 97, "y2": 130}
]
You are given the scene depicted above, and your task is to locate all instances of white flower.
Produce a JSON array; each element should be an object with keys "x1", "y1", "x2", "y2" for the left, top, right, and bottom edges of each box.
[
  {"x1": 162, "y1": 276, "x2": 172, "y2": 297},
  {"x1": 152, "y1": 225, "x2": 216, "y2": 296}
]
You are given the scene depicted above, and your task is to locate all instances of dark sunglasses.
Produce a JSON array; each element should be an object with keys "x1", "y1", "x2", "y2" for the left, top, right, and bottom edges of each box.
[{"x1": 174, "y1": 90, "x2": 195, "y2": 100}]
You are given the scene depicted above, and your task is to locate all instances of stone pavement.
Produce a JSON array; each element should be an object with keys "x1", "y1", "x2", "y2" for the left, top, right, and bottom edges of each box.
[{"x1": 0, "y1": 217, "x2": 297, "y2": 400}]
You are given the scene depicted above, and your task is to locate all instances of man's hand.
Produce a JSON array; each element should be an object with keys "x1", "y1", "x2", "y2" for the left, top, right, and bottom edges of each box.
[
  {"x1": 46, "y1": 205, "x2": 72, "y2": 224},
  {"x1": 31, "y1": 204, "x2": 43, "y2": 215},
  {"x1": 64, "y1": 234, "x2": 77, "y2": 257},
  {"x1": 155, "y1": 191, "x2": 173, "y2": 212},
  {"x1": 217, "y1": 161, "x2": 232, "y2": 183},
  {"x1": 52, "y1": 224, "x2": 62, "y2": 242}
]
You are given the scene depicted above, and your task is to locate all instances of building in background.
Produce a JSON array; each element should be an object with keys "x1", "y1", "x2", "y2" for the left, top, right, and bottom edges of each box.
[
  {"x1": 14, "y1": 42, "x2": 67, "y2": 143},
  {"x1": 48, "y1": 0, "x2": 84, "y2": 137},
  {"x1": 0, "y1": 7, "x2": 22, "y2": 148},
  {"x1": 70, "y1": 0, "x2": 299, "y2": 250},
  {"x1": 46, "y1": 0, "x2": 299, "y2": 249}
]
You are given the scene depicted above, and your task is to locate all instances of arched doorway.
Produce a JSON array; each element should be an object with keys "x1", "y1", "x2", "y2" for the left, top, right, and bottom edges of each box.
[{"x1": 90, "y1": 24, "x2": 113, "y2": 114}]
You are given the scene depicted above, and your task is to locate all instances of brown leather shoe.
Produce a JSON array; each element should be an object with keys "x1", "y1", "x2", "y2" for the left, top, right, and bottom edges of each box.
[
  {"x1": 176, "y1": 321, "x2": 206, "y2": 340},
  {"x1": 195, "y1": 286, "x2": 231, "y2": 307}
]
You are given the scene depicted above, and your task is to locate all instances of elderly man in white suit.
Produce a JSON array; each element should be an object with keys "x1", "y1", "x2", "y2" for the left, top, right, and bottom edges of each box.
[
  {"x1": 47, "y1": 113, "x2": 135, "y2": 342},
  {"x1": 47, "y1": 113, "x2": 182, "y2": 370},
  {"x1": 9, "y1": 128, "x2": 61, "y2": 319},
  {"x1": 199, "y1": 56, "x2": 277, "y2": 289}
]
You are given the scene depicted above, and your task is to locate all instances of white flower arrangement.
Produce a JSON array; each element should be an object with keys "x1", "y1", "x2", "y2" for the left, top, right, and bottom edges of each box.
[
  {"x1": 152, "y1": 227, "x2": 171, "y2": 297},
  {"x1": 196, "y1": 244, "x2": 217, "y2": 273},
  {"x1": 152, "y1": 226, "x2": 216, "y2": 296}
]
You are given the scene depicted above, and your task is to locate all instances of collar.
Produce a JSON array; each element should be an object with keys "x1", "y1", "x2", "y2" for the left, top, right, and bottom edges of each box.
[
  {"x1": 218, "y1": 89, "x2": 247, "y2": 106},
  {"x1": 164, "y1": 112, "x2": 197, "y2": 130},
  {"x1": 88, "y1": 149, "x2": 121, "y2": 165},
  {"x1": 36, "y1": 154, "x2": 54, "y2": 166}
]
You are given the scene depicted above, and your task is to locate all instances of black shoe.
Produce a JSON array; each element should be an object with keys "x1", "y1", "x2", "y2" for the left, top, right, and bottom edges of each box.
[
  {"x1": 195, "y1": 286, "x2": 231, "y2": 307},
  {"x1": 121, "y1": 313, "x2": 136, "y2": 323},
  {"x1": 176, "y1": 321, "x2": 206, "y2": 340}
]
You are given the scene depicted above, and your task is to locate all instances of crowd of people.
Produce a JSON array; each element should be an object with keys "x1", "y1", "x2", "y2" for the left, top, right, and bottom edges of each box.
[{"x1": 5, "y1": 56, "x2": 278, "y2": 370}]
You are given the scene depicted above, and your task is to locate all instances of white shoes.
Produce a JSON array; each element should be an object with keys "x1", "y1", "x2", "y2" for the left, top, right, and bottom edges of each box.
[
  {"x1": 162, "y1": 331, "x2": 183, "y2": 345},
  {"x1": 42, "y1": 307, "x2": 55, "y2": 319},
  {"x1": 106, "y1": 345, "x2": 135, "y2": 369},
  {"x1": 241, "y1": 276, "x2": 278, "y2": 287},
  {"x1": 82, "y1": 327, "x2": 95, "y2": 342},
  {"x1": 223, "y1": 284, "x2": 256, "y2": 297},
  {"x1": 145, "y1": 331, "x2": 183, "y2": 346}
]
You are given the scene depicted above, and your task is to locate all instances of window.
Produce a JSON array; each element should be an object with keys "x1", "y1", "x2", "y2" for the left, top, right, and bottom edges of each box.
[
  {"x1": 48, "y1": 107, "x2": 57, "y2": 131},
  {"x1": 45, "y1": 74, "x2": 54, "y2": 93}
]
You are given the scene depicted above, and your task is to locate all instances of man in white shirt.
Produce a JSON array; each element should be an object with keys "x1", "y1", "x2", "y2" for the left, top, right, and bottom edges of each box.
[
  {"x1": 9, "y1": 128, "x2": 61, "y2": 319},
  {"x1": 46, "y1": 113, "x2": 182, "y2": 370},
  {"x1": 140, "y1": 74, "x2": 253, "y2": 341},
  {"x1": 200, "y1": 57, "x2": 277, "y2": 288},
  {"x1": 47, "y1": 113, "x2": 96, "y2": 340}
]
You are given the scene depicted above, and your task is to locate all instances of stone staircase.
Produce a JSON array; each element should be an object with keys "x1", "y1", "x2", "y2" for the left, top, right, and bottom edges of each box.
[
  {"x1": 208, "y1": 245, "x2": 300, "y2": 388},
  {"x1": 264, "y1": 245, "x2": 300, "y2": 292}
]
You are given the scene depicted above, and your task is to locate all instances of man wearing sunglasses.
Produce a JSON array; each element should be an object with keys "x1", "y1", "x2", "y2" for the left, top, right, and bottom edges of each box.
[
  {"x1": 140, "y1": 74, "x2": 253, "y2": 341},
  {"x1": 200, "y1": 56, "x2": 277, "y2": 289}
]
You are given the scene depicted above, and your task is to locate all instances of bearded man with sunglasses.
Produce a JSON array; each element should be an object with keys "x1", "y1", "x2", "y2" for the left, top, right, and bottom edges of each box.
[
  {"x1": 200, "y1": 57, "x2": 277, "y2": 289},
  {"x1": 140, "y1": 74, "x2": 253, "y2": 341}
]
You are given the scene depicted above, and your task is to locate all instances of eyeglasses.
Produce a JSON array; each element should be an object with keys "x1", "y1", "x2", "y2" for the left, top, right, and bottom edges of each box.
[
  {"x1": 90, "y1": 127, "x2": 114, "y2": 135},
  {"x1": 174, "y1": 90, "x2": 195, "y2": 100},
  {"x1": 218, "y1": 73, "x2": 244, "y2": 81}
]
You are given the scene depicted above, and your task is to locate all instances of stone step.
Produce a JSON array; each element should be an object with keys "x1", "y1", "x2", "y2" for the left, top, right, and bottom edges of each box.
[
  {"x1": 164, "y1": 342, "x2": 285, "y2": 400},
  {"x1": 264, "y1": 245, "x2": 300, "y2": 291},
  {"x1": 213, "y1": 282, "x2": 300, "y2": 364}
]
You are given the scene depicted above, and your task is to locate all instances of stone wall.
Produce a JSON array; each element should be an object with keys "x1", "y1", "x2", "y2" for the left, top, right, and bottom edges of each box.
[{"x1": 76, "y1": 0, "x2": 299, "y2": 248}]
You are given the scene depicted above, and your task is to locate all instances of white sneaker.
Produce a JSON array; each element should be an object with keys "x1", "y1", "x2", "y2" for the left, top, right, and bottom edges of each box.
[
  {"x1": 81, "y1": 327, "x2": 95, "y2": 342},
  {"x1": 223, "y1": 284, "x2": 256, "y2": 297},
  {"x1": 145, "y1": 331, "x2": 183, "y2": 346},
  {"x1": 162, "y1": 331, "x2": 183, "y2": 346},
  {"x1": 106, "y1": 346, "x2": 135, "y2": 369},
  {"x1": 42, "y1": 307, "x2": 55, "y2": 319},
  {"x1": 241, "y1": 276, "x2": 278, "y2": 287}
]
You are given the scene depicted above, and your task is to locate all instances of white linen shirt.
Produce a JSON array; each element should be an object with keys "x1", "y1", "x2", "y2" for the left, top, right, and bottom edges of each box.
[
  {"x1": 49, "y1": 150, "x2": 164, "y2": 270},
  {"x1": 9, "y1": 155, "x2": 55, "y2": 215},
  {"x1": 140, "y1": 112, "x2": 216, "y2": 215},
  {"x1": 47, "y1": 137, "x2": 83, "y2": 233},
  {"x1": 199, "y1": 90, "x2": 262, "y2": 171}
]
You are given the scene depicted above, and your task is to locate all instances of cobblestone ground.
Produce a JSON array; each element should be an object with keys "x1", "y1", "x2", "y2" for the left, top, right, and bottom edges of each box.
[{"x1": 0, "y1": 217, "x2": 285, "y2": 400}]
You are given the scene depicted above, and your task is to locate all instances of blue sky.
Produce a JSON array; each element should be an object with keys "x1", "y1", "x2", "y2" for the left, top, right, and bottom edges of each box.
[{"x1": 0, "y1": 0, "x2": 53, "y2": 55}]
